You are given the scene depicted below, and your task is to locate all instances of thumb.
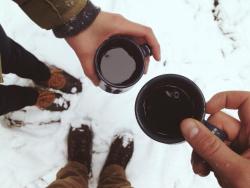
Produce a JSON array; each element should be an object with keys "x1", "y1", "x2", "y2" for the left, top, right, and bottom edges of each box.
[{"x1": 181, "y1": 118, "x2": 240, "y2": 174}]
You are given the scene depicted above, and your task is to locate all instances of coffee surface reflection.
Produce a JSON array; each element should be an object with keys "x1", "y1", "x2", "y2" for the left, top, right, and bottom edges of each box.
[{"x1": 100, "y1": 48, "x2": 136, "y2": 85}]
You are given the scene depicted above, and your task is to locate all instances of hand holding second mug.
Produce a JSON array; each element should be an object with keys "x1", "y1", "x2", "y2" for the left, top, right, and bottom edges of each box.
[
  {"x1": 181, "y1": 91, "x2": 250, "y2": 188},
  {"x1": 66, "y1": 11, "x2": 161, "y2": 85}
]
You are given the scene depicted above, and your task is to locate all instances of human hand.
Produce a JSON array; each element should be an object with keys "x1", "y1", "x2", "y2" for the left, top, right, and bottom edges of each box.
[
  {"x1": 66, "y1": 11, "x2": 161, "y2": 85},
  {"x1": 181, "y1": 91, "x2": 250, "y2": 188}
]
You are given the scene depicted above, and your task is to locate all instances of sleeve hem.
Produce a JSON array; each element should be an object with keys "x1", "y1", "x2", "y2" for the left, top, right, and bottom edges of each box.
[{"x1": 52, "y1": 1, "x2": 101, "y2": 38}]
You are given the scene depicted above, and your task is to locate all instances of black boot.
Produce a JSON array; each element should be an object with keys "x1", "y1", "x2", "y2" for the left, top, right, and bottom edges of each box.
[
  {"x1": 103, "y1": 133, "x2": 134, "y2": 170},
  {"x1": 67, "y1": 124, "x2": 93, "y2": 173}
]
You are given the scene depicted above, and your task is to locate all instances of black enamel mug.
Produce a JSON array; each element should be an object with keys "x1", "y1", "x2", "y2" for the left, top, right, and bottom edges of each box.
[
  {"x1": 94, "y1": 36, "x2": 152, "y2": 94},
  {"x1": 135, "y1": 74, "x2": 227, "y2": 144}
]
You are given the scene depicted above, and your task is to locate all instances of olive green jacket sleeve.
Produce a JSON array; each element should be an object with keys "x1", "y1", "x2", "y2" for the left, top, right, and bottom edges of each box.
[{"x1": 13, "y1": 0, "x2": 88, "y2": 30}]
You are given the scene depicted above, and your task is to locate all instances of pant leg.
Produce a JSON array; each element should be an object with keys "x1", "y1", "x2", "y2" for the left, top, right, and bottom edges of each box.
[
  {"x1": 98, "y1": 165, "x2": 132, "y2": 188},
  {"x1": 0, "y1": 85, "x2": 38, "y2": 115},
  {"x1": 0, "y1": 25, "x2": 51, "y2": 82},
  {"x1": 48, "y1": 162, "x2": 89, "y2": 188}
]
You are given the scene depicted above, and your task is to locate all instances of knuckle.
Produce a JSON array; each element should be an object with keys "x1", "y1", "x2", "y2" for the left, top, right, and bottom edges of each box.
[
  {"x1": 207, "y1": 112, "x2": 222, "y2": 123},
  {"x1": 198, "y1": 134, "x2": 221, "y2": 158},
  {"x1": 112, "y1": 14, "x2": 126, "y2": 32},
  {"x1": 216, "y1": 91, "x2": 227, "y2": 97},
  {"x1": 113, "y1": 13, "x2": 124, "y2": 23},
  {"x1": 144, "y1": 26, "x2": 153, "y2": 33},
  {"x1": 114, "y1": 13, "x2": 123, "y2": 18},
  {"x1": 217, "y1": 92, "x2": 228, "y2": 103},
  {"x1": 212, "y1": 92, "x2": 225, "y2": 102}
]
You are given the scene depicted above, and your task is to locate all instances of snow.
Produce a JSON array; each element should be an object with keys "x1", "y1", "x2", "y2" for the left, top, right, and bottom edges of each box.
[
  {"x1": 0, "y1": 0, "x2": 250, "y2": 187},
  {"x1": 71, "y1": 87, "x2": 77, "y2": 93}
]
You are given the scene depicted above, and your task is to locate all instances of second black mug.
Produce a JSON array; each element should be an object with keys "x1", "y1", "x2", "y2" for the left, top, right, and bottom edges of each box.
[{"x1": 135, "y1": 74, "x2": 227, "y2": 144}]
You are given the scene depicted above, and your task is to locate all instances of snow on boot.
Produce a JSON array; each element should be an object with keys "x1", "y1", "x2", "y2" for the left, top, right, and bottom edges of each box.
[
  {"x1": 103, "y1": 132, "x2": 134, "y2": 170},
  {"x1": 35, "y1": 89, "x2": 70, "y2": 111},
  {"x1": 35, "y1": 66, "x2": 82, "y2": 94}
]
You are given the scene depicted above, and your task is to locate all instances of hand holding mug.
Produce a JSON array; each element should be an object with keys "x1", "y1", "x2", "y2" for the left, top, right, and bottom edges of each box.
[
  {"x1": 66, "y1": 12, "x2": 161, "y2": 85},
  {"x1": 181, "y1": 91, "x2": 250, "y2": 188}
]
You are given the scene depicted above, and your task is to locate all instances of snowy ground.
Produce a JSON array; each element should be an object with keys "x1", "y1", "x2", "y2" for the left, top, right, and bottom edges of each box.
[{"x1": 0, "y1": 0, "x2": 250, "y2": 187}]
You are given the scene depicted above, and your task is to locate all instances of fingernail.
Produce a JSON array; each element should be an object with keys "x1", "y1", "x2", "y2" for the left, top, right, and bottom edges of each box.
[
  {"x1": 182, "y1": 119, "x2": 199, "y2": 139},
  {"x1": 190, "y1": 125, "x2": 199, "y2": 139}
]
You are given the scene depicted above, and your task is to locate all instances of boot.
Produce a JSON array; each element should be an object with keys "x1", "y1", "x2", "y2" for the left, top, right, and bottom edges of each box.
[
  {"x1": 68, "y1": 124, "x2": 93, "y2": 173},
  {"x1": 103, "y1": 133, "x2": 134, "y2": 170},
  {"x1": 35, "y1": 89, "x2": 70, "y2": 111},
  {"x1": 35, "y1": 66, "x2": 82, "y2": 94}
]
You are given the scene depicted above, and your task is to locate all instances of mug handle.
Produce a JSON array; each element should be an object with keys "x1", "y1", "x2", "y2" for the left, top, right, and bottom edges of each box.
[
  {"x1": 202, "y1": 120, "x2": 228, "y2": 141},
  {"x1": 140, "y1": 44, "x2": 153, "y2": 57},
  {"x1": 196, "y1": 120, "x2": 228, "y2": 169}
]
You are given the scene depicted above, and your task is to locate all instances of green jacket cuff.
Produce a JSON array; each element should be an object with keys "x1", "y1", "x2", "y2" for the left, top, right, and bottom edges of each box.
[{"x1": 53, "y1": 1, "x2": 100, "y2": 38}]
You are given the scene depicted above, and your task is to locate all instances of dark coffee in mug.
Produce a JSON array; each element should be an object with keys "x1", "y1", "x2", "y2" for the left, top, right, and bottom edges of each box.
[
  {"x1": 95, "y1": 35, "x2": 152, "y2": 94},
  {"x1": 143, "y1": 85, "x2": 195, "y2": 139}
]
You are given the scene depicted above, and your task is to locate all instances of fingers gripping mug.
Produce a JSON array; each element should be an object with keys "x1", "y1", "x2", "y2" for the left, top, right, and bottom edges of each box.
[
  {"x1": 135, "y1": 74, "x2": 227, "y2": 144},
  {"x1": 94, "y1": 35, "x2": 152, "y2": 94}
]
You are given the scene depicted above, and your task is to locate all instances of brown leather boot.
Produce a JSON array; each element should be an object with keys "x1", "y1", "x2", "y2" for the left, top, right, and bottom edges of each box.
[
  {"x1": 68, "y1": 124, "x2": 93, "y2": 173},
  {"x1": 103, "y1": 133, "x2": 134, "y2": 170},
  {"x1": 35, "y1": 89, "x2": 70, "y2": 111},
  {"x1": 35, "y1": 66, "x2": 82, "y2": 94}
]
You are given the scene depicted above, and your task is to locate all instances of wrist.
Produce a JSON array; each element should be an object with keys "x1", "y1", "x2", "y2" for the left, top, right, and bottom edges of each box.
[{"x1": 53, "y1": 1, "x2": 101, "y2": 38}]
